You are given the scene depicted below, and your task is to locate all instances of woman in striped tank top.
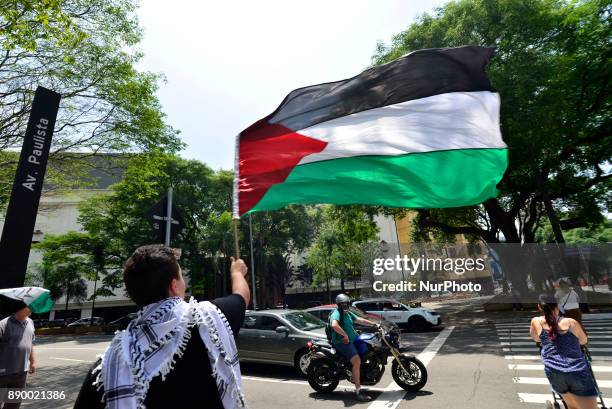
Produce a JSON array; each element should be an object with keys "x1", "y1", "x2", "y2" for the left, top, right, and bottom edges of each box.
[{"x1": 530, "y1": 294, "x2": 598, "y2": 409}]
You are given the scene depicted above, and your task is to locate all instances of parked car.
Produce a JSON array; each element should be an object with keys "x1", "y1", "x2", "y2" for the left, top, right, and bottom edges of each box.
[
  {"x1": 305, "y1": 304, "x2": 401, "y2": 336},
  {"x1": 67, "y1": 317, "x2": 104, "y2": 327},
  {"x1": 105, "y1": 313, "x2": 138, "y2": 332},
  {"x1": 47, "y1": 318, "x2": 68, "y2": 328},
  {"x1": 352, "y1": 299, "x2": 441, "y2": 332},
  {"x1": 236, "y1": 310, "x2": 327, "y2": 376}
]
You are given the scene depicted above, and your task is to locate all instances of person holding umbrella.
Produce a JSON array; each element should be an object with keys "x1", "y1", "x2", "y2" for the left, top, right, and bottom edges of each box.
[{"x1": 0, "y1": 287, "x2": 53, "y2": 409}]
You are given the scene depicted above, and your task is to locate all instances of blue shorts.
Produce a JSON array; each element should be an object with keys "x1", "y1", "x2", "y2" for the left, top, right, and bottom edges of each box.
[
  {"x1": 544, "y1": 366, "x2": 598, "y2": 397},
  {"x1": 334, "y1": 342, "x2": 358, "y2": 360}
]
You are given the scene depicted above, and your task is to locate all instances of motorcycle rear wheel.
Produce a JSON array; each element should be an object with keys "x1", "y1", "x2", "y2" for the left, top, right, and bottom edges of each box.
[
  {"x1": 391, "y1": 356, "x2": 428, "y2": 391},
  {"x1": 307, "y1": 358, "x2": 340, "y2": 393}
]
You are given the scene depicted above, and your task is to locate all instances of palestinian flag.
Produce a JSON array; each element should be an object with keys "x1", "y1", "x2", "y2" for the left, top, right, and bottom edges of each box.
[
  {"x1": 233, "y1": 46, "x2": 507, "y2": 217},
  {"x1": 0, "y1": 287, "x2": 54, "y2": 314}
]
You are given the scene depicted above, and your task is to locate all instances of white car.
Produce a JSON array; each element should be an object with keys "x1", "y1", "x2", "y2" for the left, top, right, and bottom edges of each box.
[{"x1": 352, "y1": 299, "x2": 441, "y2": 331}]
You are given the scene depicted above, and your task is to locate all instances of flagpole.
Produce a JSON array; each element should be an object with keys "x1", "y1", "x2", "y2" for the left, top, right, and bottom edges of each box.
[
  {"x1": 232, "y1": 218, "x2": 240, "y2": 259},
  {"x1": 248, "y1": 213, "x2": 257, "y2": 310}
]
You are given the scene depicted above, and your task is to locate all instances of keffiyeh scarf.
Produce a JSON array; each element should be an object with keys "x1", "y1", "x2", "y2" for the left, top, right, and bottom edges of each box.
[{"x1": 93, "y1": 297, "x2": 246, "y2": 409}]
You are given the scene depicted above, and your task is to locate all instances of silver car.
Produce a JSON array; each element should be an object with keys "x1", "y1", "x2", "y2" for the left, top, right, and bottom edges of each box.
[{"x1": 236, "y1": 310, "x2": 327, "y2": 375}]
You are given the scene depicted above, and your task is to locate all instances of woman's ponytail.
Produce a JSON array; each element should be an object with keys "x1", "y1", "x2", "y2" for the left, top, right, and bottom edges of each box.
[{"x1": 539, "y1": 294, "x2": 559, "y2": 341}]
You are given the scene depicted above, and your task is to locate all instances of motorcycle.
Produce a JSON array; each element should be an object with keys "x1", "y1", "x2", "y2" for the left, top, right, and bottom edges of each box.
[{"x1": 305, "y1": 326, "x2": 427, "y2": 393}]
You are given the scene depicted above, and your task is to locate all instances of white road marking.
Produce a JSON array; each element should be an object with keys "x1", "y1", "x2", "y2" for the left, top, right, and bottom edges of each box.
[
  {"x1": 500, "y1": 341, "x2": 610, "y2": 346},
  {"x1": 518, "y1": 393, "x2": 612, "y2": 406},
  {"x1": 367, "y1": 326, "x2": 455, "y2": 409},
  {"x1": 49, "y1": 357, "x2": 90, "y2": 363},
  {"x1": 497, "y1": 323, "x2": 612, "y2": 332},
  {"x1": 499, "y1": 335, "x2": 612, "y2": 340},
  {"x1": 496, "y1": 319, "x2": 612, "y2": 326},
  {"x1": 508, "y1": 364, "x2": 612, "y2": 372},
  {"x1": 505, "y1": 354, "x2": 612, "y2": 361},
  {"x1": 503, "y1": 347, "x2": 612, "y2": 352},
  {"x1": 512, "y1": 377, "x2": 612, "y2": 388}
]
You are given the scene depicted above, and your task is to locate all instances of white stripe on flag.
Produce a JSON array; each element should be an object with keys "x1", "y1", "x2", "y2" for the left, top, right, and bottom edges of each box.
[{"x1": 297, "y1": 91, "x2": 504, "y2": 165}]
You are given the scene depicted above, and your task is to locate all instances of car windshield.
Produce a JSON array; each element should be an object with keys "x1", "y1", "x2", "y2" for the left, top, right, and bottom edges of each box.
[{"x1": 282, "y1": 312, "x2": 325, "y2": 331}]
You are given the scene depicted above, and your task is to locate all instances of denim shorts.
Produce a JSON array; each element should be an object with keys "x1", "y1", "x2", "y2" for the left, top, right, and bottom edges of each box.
[
  {"x1": 544, "y1": 366, "x2": 598, "y2": 397},
  {"x1": 334, "y1": 342, "x2": 358, "y2": 360}
]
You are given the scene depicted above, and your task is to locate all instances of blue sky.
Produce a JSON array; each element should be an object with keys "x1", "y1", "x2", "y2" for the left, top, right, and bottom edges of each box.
[{"x1": 137, "y1": 0, "x2": 449, "y2": 170}]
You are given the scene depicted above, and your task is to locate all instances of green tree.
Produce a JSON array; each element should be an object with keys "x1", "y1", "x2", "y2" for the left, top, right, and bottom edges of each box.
[
  {"x1": 75, "y1": 153, "x2": 236, "y2": 298},
  {"x1": 0, "y1": 0, "x2": 84, "y2": 51},
  {"x1": 536, "y1": 219, "x2": 612, "y2": 244},
  {"x1": 0, "y1": 0, "x2": 182, "y2": 208},
  {"x1": 305, "y1": 206, "x2": 379, "y2": 302},
  {"x1": 33, "y1": 232, "x2": 115, "y2": 311},
  {"x1": 373, "y1": 0, "x2": 610, "y2": 245},
  {"x1": 248, "y1": 206, "x2": 320, "y2": 307}
]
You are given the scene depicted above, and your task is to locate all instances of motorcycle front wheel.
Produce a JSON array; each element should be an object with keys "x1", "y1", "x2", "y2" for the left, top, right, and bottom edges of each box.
[
  {"x1": 307, "y1": 358, "x2": 340, "y2": 393},
  {"x1": 391, "y1": 356, "x2": 428, "y2": 391}
]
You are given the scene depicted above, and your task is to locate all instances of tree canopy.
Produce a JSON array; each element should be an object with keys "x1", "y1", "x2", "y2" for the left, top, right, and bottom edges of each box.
[
  {"x1": 305, "y1": 205, "x2": 379, "y2": 301},
  {"x1": 0, "y1": 0, "x2": 181, "y2": 208},
  {"x1": 374, "y1": 0, "x2": 610, "y2": 244}
]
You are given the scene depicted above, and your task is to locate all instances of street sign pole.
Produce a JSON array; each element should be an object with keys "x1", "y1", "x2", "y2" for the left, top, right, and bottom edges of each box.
[
  {"x1": 248, "y1": 213, "x2": 257, "y2": 310},
  {"x1": 164, "y1": 187, "x2": 173, "y2": 246}
]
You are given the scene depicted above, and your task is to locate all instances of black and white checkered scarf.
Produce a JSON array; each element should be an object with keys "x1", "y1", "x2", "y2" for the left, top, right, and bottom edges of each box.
[{"x1": 93, "y1": 297, "x2": 246, "y2": 409}]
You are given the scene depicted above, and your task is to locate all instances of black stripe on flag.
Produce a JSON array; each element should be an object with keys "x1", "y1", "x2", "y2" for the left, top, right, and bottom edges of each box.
[{"x1": 265, "y1": 46, "x2": 495, "y2": 131}]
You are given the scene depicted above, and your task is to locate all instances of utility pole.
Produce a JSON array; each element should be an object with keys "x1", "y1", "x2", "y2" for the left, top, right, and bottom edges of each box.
[
  {"x1": 164, "y1": 186, "x2": 173, "y2": 246},
  {"x1": 394, "y1": 217, "x2": 406, "y2": 282},
  {"x1": 248, "y1": 213, "x2": 257, "y2": 310}
]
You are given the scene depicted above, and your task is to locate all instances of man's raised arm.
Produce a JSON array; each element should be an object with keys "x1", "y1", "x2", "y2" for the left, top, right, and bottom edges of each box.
[{"x1": 230, "y1": 257, "x2": 250, "y2": 306}]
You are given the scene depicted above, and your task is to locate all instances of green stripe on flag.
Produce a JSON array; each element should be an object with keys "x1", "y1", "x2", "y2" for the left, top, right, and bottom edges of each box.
[
  {"x1": 250, "y1": 148, "x2": 507, "y2": 212},
  {"x1": 27, "y1": 291, "x2": 54, "y2": 314}
]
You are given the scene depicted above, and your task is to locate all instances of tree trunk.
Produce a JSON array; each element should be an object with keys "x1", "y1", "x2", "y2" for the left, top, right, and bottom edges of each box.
[{"x1": 65, "y1": 279, "x2": 69, "y2": 311}]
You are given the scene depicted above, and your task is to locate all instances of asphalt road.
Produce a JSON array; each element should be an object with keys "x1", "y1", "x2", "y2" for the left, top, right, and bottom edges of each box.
[{"x1": 19, "y1": 300, "x2": 612, "y2": 409}]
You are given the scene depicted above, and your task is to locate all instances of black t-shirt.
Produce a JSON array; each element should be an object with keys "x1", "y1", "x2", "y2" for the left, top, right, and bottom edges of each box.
[{"x1": 74, "y1": 294, "x2": 246, "y2": 409}]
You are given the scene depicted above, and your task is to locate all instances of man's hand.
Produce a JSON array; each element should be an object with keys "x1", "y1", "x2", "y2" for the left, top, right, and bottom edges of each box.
[
  {"x1": 342, "y1": 334, "x2": 349, "y2": 344},
  {"x1": 230, "y1": 257, "x2": 248, "y2": 277},
  {"x1": 230, "y1": 257, "x2": 250, "y2": 306},
  {"x1": 29, "y1": 361, "x2": 36, "y2": 374}
]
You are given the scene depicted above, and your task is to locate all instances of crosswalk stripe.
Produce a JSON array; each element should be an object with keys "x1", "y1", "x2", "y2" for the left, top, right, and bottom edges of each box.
[
  {"x1": 518, "y1": 393, "x2": 612, "y2": 406},
  {"x1": 512, "y1": 377, "x2": 612, "y2": 388},
  {"x1": 500, "y1": 341, "x2": 611, "y2": 346},
  {"x1": 496, "y1": 319, "x2": 612, "y2": 324},
  {"x1": 366, "y1": 326, "x2": 455, "y2": 409},
  {"x1": 498, "y1": 335, "x2": 612, "y2": 340},
  {"x1": 505, "y1": 355, "x2": 612, "y2": 361},
  {"x1": 497, "y1": 321, "x2": 612, "y2": 327},
  {"x1": 496, "y1": 320, "x2": 612, "y2": 326},
  {"x1": 496, "y1": 326, "x2": 612, "y2": 331},
  {"x1": 508, "y1": 364, "x2": 612, "y2": 372},
  {"x1": 504, "y1": 347, "x2": 612, "y2": 352}
]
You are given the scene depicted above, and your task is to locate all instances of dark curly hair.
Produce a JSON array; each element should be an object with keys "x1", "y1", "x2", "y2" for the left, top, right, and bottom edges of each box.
[{"x1": 123, "y1": 245, "x2": 181, "y2": 307}]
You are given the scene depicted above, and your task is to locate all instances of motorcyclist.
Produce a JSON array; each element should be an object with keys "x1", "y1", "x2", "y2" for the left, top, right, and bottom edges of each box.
[{"x1": 329, "y1": 293, "x2": 379, "y2": 401}]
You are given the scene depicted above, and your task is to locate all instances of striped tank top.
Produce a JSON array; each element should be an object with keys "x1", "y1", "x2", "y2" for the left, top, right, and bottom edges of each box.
[{"x1": 539, "y1": 319, "x2": 587, "y2": 372}]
